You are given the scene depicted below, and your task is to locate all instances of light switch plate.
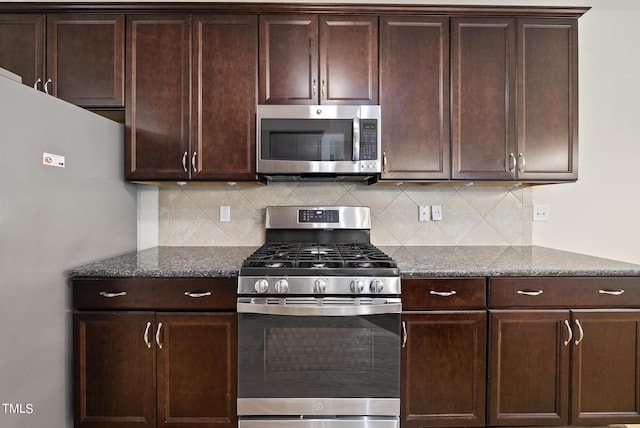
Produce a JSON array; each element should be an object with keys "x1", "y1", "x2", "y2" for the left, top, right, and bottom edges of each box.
[
  {"x1": 220, "y1": 206, "x2": 231, "y2": 222},
  {"x1": 419, "y1": 206, "x2": 430, "y2": 222}
]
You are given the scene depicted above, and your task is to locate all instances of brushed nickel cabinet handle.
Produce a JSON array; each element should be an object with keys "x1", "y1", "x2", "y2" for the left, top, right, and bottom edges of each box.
[
  {"x1": 598, "y1": 289, "x2": 624, "y2": 296},
  {"x1": 182, "y1": 151, "x2": 188, "y2": 172},
  {"x1": 321, "y1": 80, "x2": 326, "y2": 99},
  {"x1": 401, "y1": 320, "x2": 407, "y2": 348},
  {"x1": 509, "y1": 153, "x2": 516, "y2": 172},
  {"x1": 312, "y1": 79, "x2": 317, "y2": 98},
  {"x1": 574, "y1": 319, "x2": 584, "y2": 345},
  {"x1": 184, "y1": 291, "x2": 212, "y2": 298},
  {"x1": 33, "y1": 78, "x2": 42, "y2": 90},
  {"x1": 143, "y1": 322, "x2": 152, "y2": 349},
  {"x1": 516, "y1": 289, "x2": 543, "y2": 296},
  {"x1": 191, "y1": 152, "x2": 197, "y2": 173},
  {"x1": 563, "y1": 319, "x2": 573, "y2": 346},
  {"x1": 429, "y1": 290, "x2": 457, "y2": 297},
  {"x1": 383, "y1": 152, "x2": 388, "y2": 173},
  {"x1": 99, "y1": 291, "x2": 127, "y2": 298},
  {"x1": 156, "y1": 322, "x2": 163, "y2": 349},
  {"x1": 517, "y1": 153, "x2": 525, "y2": 173},
  {"x1": 43, "y1": 78, "x2": 52, "y2": 94}
]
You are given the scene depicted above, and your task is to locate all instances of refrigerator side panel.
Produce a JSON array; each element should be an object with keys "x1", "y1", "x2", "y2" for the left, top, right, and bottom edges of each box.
[{"x1": 0, "y1": 75, "x2": 137, "y2": 428}]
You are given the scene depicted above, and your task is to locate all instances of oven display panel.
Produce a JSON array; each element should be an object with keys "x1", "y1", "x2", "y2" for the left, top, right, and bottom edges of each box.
[{"x1": 299, "y1": 209, "x2": 339, "y2": 223}]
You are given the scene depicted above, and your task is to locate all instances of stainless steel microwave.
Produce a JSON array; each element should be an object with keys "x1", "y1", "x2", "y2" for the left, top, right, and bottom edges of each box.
[{"x1": 256, "y1": 105, "x2": 381, "y2": 182}]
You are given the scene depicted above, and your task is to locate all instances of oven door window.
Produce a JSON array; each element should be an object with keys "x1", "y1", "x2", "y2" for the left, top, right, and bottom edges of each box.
[
  {"x1": 238, "y1": 314, "x2": 399, "y2": 398},
  {"x1": 260, "y1": 119, "x2": 353, "y2": 162}
]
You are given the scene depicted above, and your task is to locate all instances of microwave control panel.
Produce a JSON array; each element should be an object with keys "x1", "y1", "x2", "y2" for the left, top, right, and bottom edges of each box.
[{"x1": 360, "y1": 119, "x2": 378, "y2": 160}]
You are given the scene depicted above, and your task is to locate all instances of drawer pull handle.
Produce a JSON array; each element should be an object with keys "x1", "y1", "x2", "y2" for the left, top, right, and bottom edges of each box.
[
  {"x1": 429, "y1": 290, "x2": 457, "y2": 297},
  {"x1": 156, "y1": 322, "x2": 163, "y2": 349},
  {"x1": 99, "y1": 291, "x2": 127, "y2": 298},
  {"x1": 563, "y1": 319, "x2": 572, "y2": 346},
  {"x1": 143, "y1": 322, "x2": 152, "y2": 349},
  {"x1": 516, "y1": 290, "x2": 543, "y2": 296},
  {"x1": 401, "y1": 321, "x2": 407, "y2": 348},
  {"x1": 574, "y1": 319, "x2": 584, "y2": 345},
  {"x1": 598, "y1": 289, "x2": 624, "y2": 296},
  {"x1": 184, "y1": 291, "x2": 212, "y2": 298}
]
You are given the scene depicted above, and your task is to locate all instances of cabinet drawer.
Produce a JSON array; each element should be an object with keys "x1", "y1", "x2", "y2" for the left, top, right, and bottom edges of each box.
[
  {"x1": 73, "y1": 277, "x2": 236, "y2": 310},
  {"x1": 402, "y1": 277, "x2": 486, "y2": 309},
  {"x1": 489, "y1": 277, "x2": 640, "y2": 308}
]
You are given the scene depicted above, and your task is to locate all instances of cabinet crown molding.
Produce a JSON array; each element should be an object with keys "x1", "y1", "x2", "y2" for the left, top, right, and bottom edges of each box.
[{"x1": 0, "y1": 2, "x2": 590, "y2": 17}]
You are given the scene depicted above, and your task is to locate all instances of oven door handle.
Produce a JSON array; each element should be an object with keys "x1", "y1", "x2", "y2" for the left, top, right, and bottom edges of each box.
[{"x1": 237, "y1": 301, "x2": 402, "y2": 316}]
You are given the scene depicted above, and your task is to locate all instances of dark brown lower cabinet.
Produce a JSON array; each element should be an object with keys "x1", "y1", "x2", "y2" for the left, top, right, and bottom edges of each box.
[
  {"x1": 74, "y1": 312, "x2": 156, "y2": 428},
  {"x1": 488, "y1": 277, "x2": 640, "y2": 427},
  {"x1": 402, "y1": 311, "x2": 486, "y2": 427},
  {"x1": 401, "y1": 278, "x2": 487, "y2": 427},
  {"x1": 74, "y1": 305, "x2": 236, "y2": 428},
  {"x1": 570, "y1": 310, "x2": 640, "y2": 425},
  {"x1": 488, "y1": 310, "x2": 570, "y2": 426}
]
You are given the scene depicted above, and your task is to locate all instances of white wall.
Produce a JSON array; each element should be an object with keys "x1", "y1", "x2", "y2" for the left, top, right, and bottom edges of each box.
[{"x1": 531, "y1": 2, "x2": 640, "y2": 264}]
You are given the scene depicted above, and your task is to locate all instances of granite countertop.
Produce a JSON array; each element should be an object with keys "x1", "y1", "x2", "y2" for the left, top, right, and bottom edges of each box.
[{"x1": 68, "y1": 245, "x2": 640, "y2": 278}]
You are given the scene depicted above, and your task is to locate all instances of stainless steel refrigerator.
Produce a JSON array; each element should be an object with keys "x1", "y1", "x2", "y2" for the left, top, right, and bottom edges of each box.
[{"x1": 0, "y1": 69, "x2": 137, "y2": 427}]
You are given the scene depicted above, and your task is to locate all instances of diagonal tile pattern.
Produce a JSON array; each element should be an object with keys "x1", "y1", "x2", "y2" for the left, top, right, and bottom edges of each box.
[{"x1": 158, "y1": 183, "x2": 532, "y2": 246}]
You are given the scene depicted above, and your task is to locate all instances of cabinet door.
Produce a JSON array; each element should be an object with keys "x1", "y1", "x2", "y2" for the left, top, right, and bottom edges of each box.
[
  {"x1": 319, "y1": 15, "x2": 378, "y2": 105},
  {"x1": 126, "y1": 15, "x2": 191, "y2": 181},
  {"x1": 571, "y1": 310, "x2": 640, "y2": 425},
  {"x1": 259, "y1": 14, "x2": 317, "y2": 104},
  {"x1": 402, "y1": 311, "x2": 486, "y2": 427},
  {"x1": 73, "y1": 312, "x2": 155, "y2": 428},
  {"x1": 380, "y1": 16, "x2": 449, "y2": 180},
  {"x1": 451, "y1": 18, "x2": 516, "y2": 180},
  {"x1": 488, "y1": 310, "x2": 570, "y2": 426},
  {"x1": 156, "y1": 313, "x2": 237, "y2": 428},
  {"x1": 47, "y1": 14, "x2": 124, "y2": 107},
  {"x1": 192, "y1": 15, "x2": 256, "y2": 181},
  {"x1": 0, "y1": 14, "x2": 45, "y2": 88},
  {"x1": 516, "y1": 19, "x2": 578, "y2": 181}
]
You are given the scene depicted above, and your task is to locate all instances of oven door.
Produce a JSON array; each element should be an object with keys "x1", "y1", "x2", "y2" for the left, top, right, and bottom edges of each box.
[{"x1": 237, "y1": 297, "x2": 401, "y2": 417}]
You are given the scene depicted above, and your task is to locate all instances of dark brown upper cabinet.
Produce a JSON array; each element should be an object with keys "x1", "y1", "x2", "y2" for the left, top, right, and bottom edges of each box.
[
  {"x1": 259, "y1": 14, "x2": 378, "y2": 105},
  {"x1": 451, "y1": 17, "x2": 517, "y2": 181},
  {"x1": 516, "y1": 19, "x2": 578, "y2": 181},
  {"x1": 126, "y1": 14, "x2": 191, "y2": 181},
  {"x1": 47, "y1": 14, "x2": 124, "y2": 108},
  {"x1": 380, "y1": 16, "x2": 450, "y2": 180},
  {"x1": 126, "y1": 14, "x2": 257, "y2": 182},
  {"x1": 451, "y1": 17, "x2": 578, "y2": 182},
  {"x1": 0, "y1": 14, "x2": 124, "y2": 108},
  {"x1": 0, "y1": 14, "x2": 45, "y2": 91}
]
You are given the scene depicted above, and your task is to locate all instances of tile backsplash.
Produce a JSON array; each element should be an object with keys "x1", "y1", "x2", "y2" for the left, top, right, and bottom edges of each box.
[{"x1": 158, "y1": 183, "x2": 532, "y2": 246}]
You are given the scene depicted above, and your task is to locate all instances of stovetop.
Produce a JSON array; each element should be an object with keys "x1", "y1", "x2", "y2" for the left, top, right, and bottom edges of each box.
[
  {"x1": 240, "y1": 242, "x2": 398, "y2": 277},
  {"x1": 238, "y1": 206, "x2": 401, "y2": 296}
]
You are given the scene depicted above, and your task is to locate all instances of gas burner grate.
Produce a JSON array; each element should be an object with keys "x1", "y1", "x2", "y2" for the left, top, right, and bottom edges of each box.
[{"x1": 242, "y1": 242, "x2": 397, "y2": 270}]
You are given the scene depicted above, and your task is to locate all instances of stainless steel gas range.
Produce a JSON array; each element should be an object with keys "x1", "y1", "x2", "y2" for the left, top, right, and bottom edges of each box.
[{"x1": 237, "y1": 206, "x2": 401, "y2": 428}]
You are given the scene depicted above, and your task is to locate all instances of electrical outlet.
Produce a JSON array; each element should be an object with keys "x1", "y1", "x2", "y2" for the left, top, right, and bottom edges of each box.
[
  {"x1": 431, "y1": 205, "x2": 443, "y2": 221},
  {"x1": 419, "y1": 206, "x2": 430, "y2": 222},
  {"x1": 533, "y1": 204, "x2": 550, "y2": 221},
  {"x1": 220, "y1": 205, "x2": 231, "y2": 222}
]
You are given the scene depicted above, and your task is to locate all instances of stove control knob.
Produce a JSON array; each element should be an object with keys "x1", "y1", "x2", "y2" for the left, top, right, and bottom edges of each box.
[
  {"x1": 370, "y1": 279, "x2": 384, "y2": 293},
  {"x1": 275, "y1": 279, "x2": 289, "y2": 294},
  {"x1": 350, "y1": 280, "x2": 365, "y2": 293},
  {"x1": 254, "y1": 279, "x2": 269, "y2": 293},
  {"x1": 314, "y1": 279, "x2": 327, "y2": 294}
]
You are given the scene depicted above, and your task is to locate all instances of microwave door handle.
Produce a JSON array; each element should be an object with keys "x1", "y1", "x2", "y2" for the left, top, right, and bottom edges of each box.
[{"x1": 352, "y1": 117, "x2": 360, "y2": 161}]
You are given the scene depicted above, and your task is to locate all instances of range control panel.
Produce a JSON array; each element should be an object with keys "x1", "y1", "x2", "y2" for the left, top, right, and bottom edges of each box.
[{"x1": 299, "y1": 209, "x2": 339, "y2": 223}]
